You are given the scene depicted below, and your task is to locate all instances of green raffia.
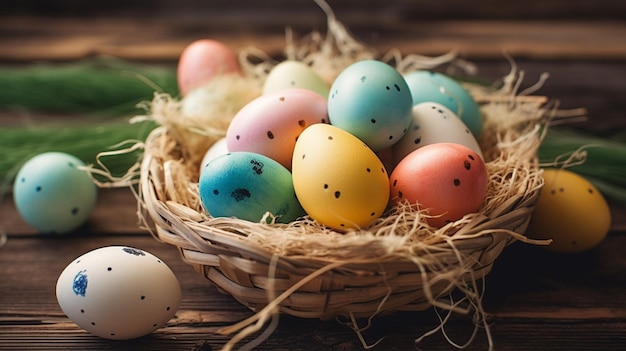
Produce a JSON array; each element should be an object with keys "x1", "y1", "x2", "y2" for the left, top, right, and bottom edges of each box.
[{"x1": 0, "y1": 57, "x2": 178, "y2": 115}]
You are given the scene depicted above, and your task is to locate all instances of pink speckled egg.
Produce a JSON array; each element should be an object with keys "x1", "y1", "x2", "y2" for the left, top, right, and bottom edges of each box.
[
  {"x1": 390, "y1": 143, "x2": 488, "y2": 228},
  {"x1": 226, "y1": 88, "x2": 328, "y2": 170},
  {"x1": 177, "y1": 39, "x2": 241, "y2": 96}
]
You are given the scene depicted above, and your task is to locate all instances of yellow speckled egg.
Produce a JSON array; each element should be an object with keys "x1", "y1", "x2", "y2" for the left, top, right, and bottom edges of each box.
[
  {"x1": 526, "y1": 168, "x2": 612, "y2": 253},
  {"x1": 292, "y1": 124, "x2": 390, "y2": 230}
]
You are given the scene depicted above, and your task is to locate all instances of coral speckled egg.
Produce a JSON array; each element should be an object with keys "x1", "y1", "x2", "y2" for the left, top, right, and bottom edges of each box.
[
  {"x1": 263, "y1": 60, "x2": 330, "y2": 97},
  {"x1": 404, "y1": 70, "x2": 482, "y2": 138},
  {"x1": 328, "y1": 60, "x2": 413, "y2": 151},
  {"x1": 177, "y1": 39, "x2": 241, "y2": 96},
  {"x1": 390, "y1": 143, "x2": 488, "y2": 228},
  {"x1": 226, "y1": 88, "x2": 328, "y2": 170},
  {"x1": 526, "y1": 169, "x2": 611, "y2": 253},
  {"x1": 392, "y1": 102, "x2": 483, "y2": 167},
  {"x1": 56, "y1": 246, "x2": 181, "y2": 340},
  {"x1": 13, "y1": 152, "x2": 98, "y2": 234},
  {"x1": 292, "y1": 124, "x2": 390, "y2": 230},
  {"x1": 199, "y1": 152, "x2": 305, "y2": 223}
]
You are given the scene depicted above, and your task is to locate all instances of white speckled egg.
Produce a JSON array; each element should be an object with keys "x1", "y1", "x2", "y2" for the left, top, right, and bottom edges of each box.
[
  {"x1": 392, "y1": 102, "x2": 483, "y2": 167},
  {"x1": 263, "y1": 60, "x2": 329, "y2": 97},
  {"x1": 56, "y1": 246, "x2": 181, "y2": 340},
  {"x1": 200, "y1": 137, "x2": 229, "y2": 176},
  {"x1": 13, "y1": 152, "x2": 98, "y2": 234}
]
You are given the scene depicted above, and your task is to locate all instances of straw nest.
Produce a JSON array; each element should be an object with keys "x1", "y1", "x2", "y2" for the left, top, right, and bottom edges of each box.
[{"x1": 115, "y1": 5, "x2": 555, "y2": 350}]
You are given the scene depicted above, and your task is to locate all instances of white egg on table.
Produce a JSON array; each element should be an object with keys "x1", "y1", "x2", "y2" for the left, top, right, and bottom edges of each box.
[{"x1": 56, "y1": 246, "x2": 182, "y2": 340}]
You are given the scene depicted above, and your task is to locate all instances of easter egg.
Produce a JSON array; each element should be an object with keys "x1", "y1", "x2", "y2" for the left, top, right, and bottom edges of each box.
[
  {"x1": 390, "y1": 143, "x2": 488, "y2": 228},
  {"x1": 199, "y1": 152, "x2": 305, "y2": 223},
  {"x1": 177, "y1": 39, "x2": 241, "y2": 96},
  {"x1": 292, "y1": 124, "x2": 390, "y2": 230},
  {"x1": 392, "y1": 102, "x2": 483, "y2": 167},
  {"x1": 404, "y1": 70, "x2": 482, "y2": 138},
  {"x1": 226, "y1": 88, "x2": 328, "y2": 170},
  {"x1": 328, "y1": 60, "x2": 413, "y2": 151},
  {"x1": 13, "y1": 152, "x2": 98, "y2": 234},
  {"x1": 200, "y1": 137, "x2": 229, "y2": 176},
  {"x1": 56, "y1": 246, "x2": 181, "y2": 340},
  {"x1": 263, "y1": 60, "x2": 329, "y2": 97},
  {"x1": 526, "y1": 168, "x2": 611, "y2": 253}
]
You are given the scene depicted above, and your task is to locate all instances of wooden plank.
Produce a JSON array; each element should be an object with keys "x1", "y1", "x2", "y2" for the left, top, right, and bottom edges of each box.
[
  {"x1": 1, "y1": 233, "x2": 626, "y2": 350},
  {"x1": 1, "y1": 16, "x2": 626, "y2": 62}
]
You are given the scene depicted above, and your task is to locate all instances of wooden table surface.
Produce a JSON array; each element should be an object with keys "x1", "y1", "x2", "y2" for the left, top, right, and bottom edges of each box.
[{"x1": 1, "y1": 4, "x2": 626, "y2": 350}]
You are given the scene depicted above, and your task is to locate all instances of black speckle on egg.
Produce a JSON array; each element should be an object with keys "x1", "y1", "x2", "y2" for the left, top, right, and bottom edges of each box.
[
  {"x1": 464, "y1": 160, "x2": 471, "y2": 170},
  {"x1": 140, "y1": 295, "x2": 146, "y2": 300},
  {"x1": 68, "y1": 162, "x2": 75, "y2": 168},
  {"x1": 236, "y1": 135, "x2": 241, "y2": 140},
  {"x1": 231, "y1": 188, "x2": 251, "y2": 202},
  {"x1": 321, "y1": 118, "x2": 328, "y2": 123},
  {"x1": 298, "y1": 120, "x2": 306, "y2": 127},
  {"x1": 107, "y1": 267, "x2": 112, "y2": 272},
  {"x1": 279, "y1": 96, "x2": 285, "y2": 102},
  {"x1": 81, "y1": 309, "x2": 85, "y2": 313},
  {"x1": 328, "y1": 136, "x2": 334, "y2": 141},
  {"x1": 392, "y1": 179, "x2": 397, "y2": 187},
  {"x1": 20, "y1": 177, "x2": 25, "y2": 183},
  {"x1": 398, "y1": 191, "x2": 403, "y2": 198},
  {"x1": 267, "y1": 131, "x2": 274, "y2": 139},
  {"x1": 213, "y1": 189, "x2": 219, "y2": 195},
  {"x1": 366, "y1": 168, "x2": 371, "y2": 173},
  {"x1": 360, "y1": 75, "x2": 367, "y2": 83},
  {"x1": 123, "y1": 247, "x2": 145, "y2": 256},
  {"x1": 334, "y1": 191, "x2": 341, "y2": 199},
  {"x1": 301, "y1": 154, "x2": 306, "y2": 160},
  {"x1": 588, "y1": 188, "x2": 594, "y2": 194},
  {"x1": 110, "y1": 333, "x2": 116, "y2": 336},
  {"x1": 166, "y1": 306, "x2": 171, "y2": 311},
  {"x1": 414, "y1": 137, "x2": 421, "y2": 145},
  {"x1": 91, "y1": 322, "x2": 96, "y2": 326},
  {"x1": 385, "y1": 86, "x2": 391, "y2": 90},
  {"x1": 550, "y1": 189, "x2": 557, "y2": 195},
  {"x1": 465, "y1": 129, "x2": 471, "y2": 134},
  {"x1": 340, "y1": 223, "x2": 346, "y2": 227},
  {"x1": 71, "y1": 207, "x2": 79, "y2": 215},
  {"x1": 388, "y1": 135, "x2": 393, "y2": 140},
  {"x1": 323, "y1": 184, "x2": 329, "y2": 189},
  {"x1": 453, "y1": 179, "x2": 461, "y2": 186},
  {"x1": 290, "y1": 80, "x2": 296, "y2": 86},
  {"x1": 371, "y1": 118, "x2": 377, "y2": 124},
  {"x1": 431, "y1": 105, "x2": 437, "y2": 110},
  {"x1": 468, "y1": 154, "x2": 475, "y2": 161},
  {"x1": 250, "y1": 159, "x2": 264, "y2": 174},
  {"x1": 36, "y1": 186, "x2": 42, "y2": 192},
  {"x1": 370, "y1": 212, "x2": 376, "y2": 216},
  {"x1": 152, "y1": 323, "x2": 158, "y2": 327},
  {"x1": 394, "y1": 84, "x2": 401, "y2": 92},
  {"x1": 559, "y1": 187, "x2": 565, "y2": 193},
  {"x1": 438, "y1": 109, "x2": 444, "y2": 114}
]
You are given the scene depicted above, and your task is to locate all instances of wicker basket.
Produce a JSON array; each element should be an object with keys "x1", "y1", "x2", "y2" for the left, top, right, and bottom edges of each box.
[
  {"x1": 131, "y1": 15, "x2": 549, "y2": 348},
  {"x1": 137, "y1": 91, "x2": 546, "y2": 315}
]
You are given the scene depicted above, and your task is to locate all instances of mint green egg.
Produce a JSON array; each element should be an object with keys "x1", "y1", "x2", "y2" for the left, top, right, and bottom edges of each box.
[
  {"x1": 13, "y1": 152, "x2": 98, "y2": 234},
  {"x1": 404, "y1": 70, "x2": 482, "y2": 137}
]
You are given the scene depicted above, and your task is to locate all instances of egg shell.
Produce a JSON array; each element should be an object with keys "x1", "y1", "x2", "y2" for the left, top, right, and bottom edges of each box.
[
  {"x1": 328, "y1": 60, "x2": 413, "y2": 151},
  {"x1": 392, "y1": 102, "x2": 483, "y2": 168},
  {"x1": 263, "y1": 60, "x2": 330, "y2": 97},
  {"x1": 404, "y1": 70, "x2": 482, "y2": 138},
  {"x1": 199, "y1": 151, "x2": 305, "y2": 223},
  {"x1": 390, "y1": 143, "x2": 488, "y2": 228},
  {"x1": 56, "y1": 246, "x2": 181, "y2": 340},
  {"x1": 226, "y1": 88, "x2": 328, "y2": 170},
  {"x1": 526, "y1": 168, "x2": 611, "y2": 253},
  {"x1": 292, "y1": 124, "x2": 390, "y2": 230},
  {"x1": 177, "y1": 39, "x2": 241, "y2": 96},
  {"x1": 200, "y1": 137, "x2": 229, "y2": 176},
  {"x1": 13, "y1": 152, "x2": 98, "y2": 234}
]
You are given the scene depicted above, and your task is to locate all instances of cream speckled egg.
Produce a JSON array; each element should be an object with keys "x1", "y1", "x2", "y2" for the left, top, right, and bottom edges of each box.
[
  {"x1": 263, "y1": 60, "x2": 329, "y2": 97},
  {"x1": 56, "y1": 246, "x2": 181, "y2": 340}
]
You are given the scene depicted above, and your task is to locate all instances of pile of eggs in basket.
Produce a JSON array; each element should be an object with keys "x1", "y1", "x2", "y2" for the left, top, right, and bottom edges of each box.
[{"x1": 179, "y1": 40, "x2": 488, "y2": 230}]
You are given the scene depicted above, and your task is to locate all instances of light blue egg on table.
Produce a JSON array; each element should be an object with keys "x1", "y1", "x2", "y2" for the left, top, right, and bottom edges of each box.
[
  {"x1": 13, "y1": 152, "x2": 98, "y2": 234},
  {"x1": 199, "y1": 151, "x2": 305, "y2": 223},
  {"x1": 328, "y1": 60, "x2": 413, "y2": 151},
  {"x1": 404, "y1": 70, "x2": 482, "y2": 137}
]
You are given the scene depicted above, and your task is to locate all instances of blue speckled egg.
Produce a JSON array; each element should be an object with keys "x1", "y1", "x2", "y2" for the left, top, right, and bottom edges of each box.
[
  {"x1": 327, "y1": 60, "x2": 413, "y2": 151},
  {"x1": 199, "y1": 152, "x2": 305, "y2": 223},
  {"x1": 13, "y1": 152, "x2": 98, "y2": 234},
  {"x1": 404, "y1": 70, "x2": 482, "y2": 137}
]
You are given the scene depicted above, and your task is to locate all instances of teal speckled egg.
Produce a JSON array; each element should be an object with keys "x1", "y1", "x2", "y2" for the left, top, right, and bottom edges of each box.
[
  {"x1": 13, "y1": 152, "x2": 98, "y2": 234},
  {"x1": 328, "y1": 60, "x2": 413, "y2": 151},
  {"x1": 404, "y1": 70, "x2": 482, "y2": 138},
  {"x1": 199, "y1": 152, "x2": 305, "y2": 223}
]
